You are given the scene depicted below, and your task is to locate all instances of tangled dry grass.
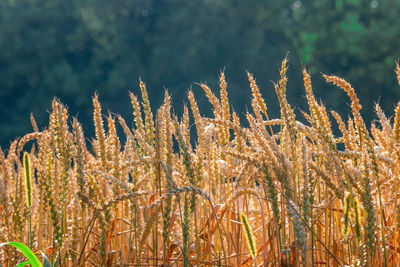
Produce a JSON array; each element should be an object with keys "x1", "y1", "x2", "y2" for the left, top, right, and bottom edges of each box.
[{"x1": 1, "y1": 58, "x2": 400, "y2": 266}]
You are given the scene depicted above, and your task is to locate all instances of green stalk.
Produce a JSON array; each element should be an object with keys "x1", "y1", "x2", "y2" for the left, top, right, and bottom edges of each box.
[
  {"x1": 311, "y1": 206, "x2": 314, "y2": 267},
  {"x1": 128, "y1": 202, "x2": 133, "y2": 264},
  {"x1": 376, "y1": 183, "x2": 388, "y2": 267},
  {"x1": 51, "y1": 234, "x2": 55, "y2": 267},
  {"x1": 59, "y1": 210, "x2": 64, "y2": 267},
  {"x1": 183, "y1": 195, "x2": 190, "y2": 267},
  {"x1": 135, "y1": 206, "x2": 138, "y2": 262},
  {"x1": 29, "y1": 208, "x2": 32, "y2": 250}
]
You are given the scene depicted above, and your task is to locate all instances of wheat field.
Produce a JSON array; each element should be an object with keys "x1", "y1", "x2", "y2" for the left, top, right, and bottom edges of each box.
[{"x1": 1, "y1": 58, "x2": 400, "y2": 266}]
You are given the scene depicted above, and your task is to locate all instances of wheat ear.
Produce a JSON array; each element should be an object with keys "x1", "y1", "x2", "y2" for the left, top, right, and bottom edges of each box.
[
  {"x1": 240, "y1": 212, "x2": 257, "y2": 260},
  {"x1": 23, "y1": 152, "x2": 33, "y2": 249}
]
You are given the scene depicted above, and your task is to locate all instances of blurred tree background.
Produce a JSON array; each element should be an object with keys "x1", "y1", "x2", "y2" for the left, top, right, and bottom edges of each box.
[{"x1": 0, "y1": 0, "x2": 399, "y2": 147}]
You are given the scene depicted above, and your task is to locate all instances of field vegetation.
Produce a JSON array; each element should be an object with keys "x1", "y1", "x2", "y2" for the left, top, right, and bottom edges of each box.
[{"x1": 1, "y1": 59, "x2": 400, "y2": 266}]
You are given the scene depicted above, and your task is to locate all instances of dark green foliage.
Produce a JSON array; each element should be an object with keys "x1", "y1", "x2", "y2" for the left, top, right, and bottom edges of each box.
[{"x1": 1, "y1": 0, "x2": 399, "y2": 147}]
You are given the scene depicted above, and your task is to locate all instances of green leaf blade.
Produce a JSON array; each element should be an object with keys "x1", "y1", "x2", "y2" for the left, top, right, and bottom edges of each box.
[{"x1": 0, "y1": 242, "x2": 42, "y2": 267}]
